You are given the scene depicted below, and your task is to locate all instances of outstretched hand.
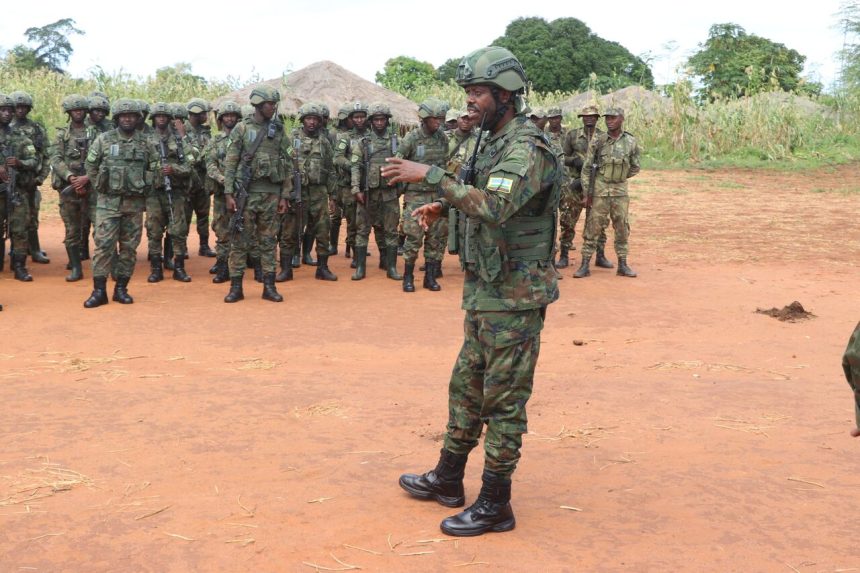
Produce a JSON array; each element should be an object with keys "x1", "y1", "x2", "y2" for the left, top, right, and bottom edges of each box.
[
  {"x1": 412, "y1": 202, "x2": 442, "y2": 231},
  {"x1": 381, "y1": 157, "x2": 430, "y2": 185}
]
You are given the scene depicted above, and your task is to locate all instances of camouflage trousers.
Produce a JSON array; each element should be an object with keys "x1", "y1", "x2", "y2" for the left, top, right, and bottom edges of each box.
[
  {"x1": 211, "y1": 193, "x2": 231, "y2": 260},
  {"x1": 145, "y1": 191, "x2": 190, "y2": 257},
  {"x1": 561, "y1": 181, "x2": 605, "y2": 251},
  {"x1": 185, "y1": 184, "x2": 211, "y2": 241},
  {"x1": 402, "y1": 193, "x2": 447, "y2": 264},
  {"x1": 25, "y1": 183, "x2": 40, "y2": 233},
  {"x1": 843, "y1": 322, "x2": 860, "y2": 429},
  {"x1": 329, "y1": 185, "x2": 357, "y2": 250},
  {"x1": 355, "y1": 190, "x2": 399, "y2": 250},
  {"x1": 228, "y1": 191, "x2": 279, "y2": 278},
  {"x1": 581, "y1": 195, "x2": 629, "y2": 259},
  {"x1": 443, "y1": 308, "x2": 544, "y2": 478},
  {"x1": 59, "y1": 191, "x2": 97, "y2": 250},
  {"x1": 91, "y1": 194, "x2": 145, "y2": 279},
  {"x1": 279, "y1": 184, "x2": 330, "y2": 256},
  {"x1": 0, "y1": 191, "x2": 31, "y2": 256}
]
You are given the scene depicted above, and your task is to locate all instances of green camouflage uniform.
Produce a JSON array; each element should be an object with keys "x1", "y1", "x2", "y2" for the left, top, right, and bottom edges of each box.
[
  {"x1": 398, "y1": 124, "x2": 449, "y2": 265},
  {"x1": 562, "y1": 126, "x2": 606, "y2": 250},
  {"x1": 350, "y1": 126, "x2": 400, "y2": 251},
  {"x1": 844, "y1": 322, "x2": 860, "y2": 430},
  {"x1": 50, "y1": 123, "x2": 98, "y2": 252},
  {"x1": 11, "y1": 117, "x2": 50, "y2": 241},
  {"x1": 579, "y1": 130, "x2": 640, "y2": 259},
  {"x1": 423, "y1": 114, "x2": 561, "y2": 477},
  {"x1": 333, "y1": 127, "x2": 366, "y2": 253},
  {"x1": 85, "y1": 129, "x2": 155, "y2": 279},
  {"x1": 223, "y1": 116, "x2": 289, "y2": 278},
  {"x1": 185, "y1": 119, "x2": 212, "y2": 246},
  {"x1": 281, "y1": 127, "x2": 335, "y2": 257},
  {"x1": 147, "y1": 129, "x2": 198, "y2": 258},
  {"x1": 205, "y1": 129, "x2": 232, "y2": 260},
  {"x1": 0, "y1": 126, "x2": 37, "y2": 256}
]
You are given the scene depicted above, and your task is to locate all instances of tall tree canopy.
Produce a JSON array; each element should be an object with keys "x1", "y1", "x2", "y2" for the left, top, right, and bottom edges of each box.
[
  {"x1": 836, "y1": 1, "x2": 860, "y2": 91},
  {"x1": 375, "y1": 56, "x2": 437, "y2": 95},
  {"x1": 687, "y1": 23, "x2": 819, "y2": 100},
  {"x1": 487, "y1": 17, "x2": 654, "y2": 93},
  {"x1": 6, "y1": 18, "x2": 84, "y2": 73}
]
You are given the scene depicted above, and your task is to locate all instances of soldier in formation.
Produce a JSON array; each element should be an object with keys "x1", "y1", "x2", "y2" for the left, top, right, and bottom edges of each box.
[
  {"x1": 185, "y1": 98, "x2": 216, "y2": 258},
  {"x1": 328, "y1": 106, "x2": 354, "y2": 258},
  {"x1": 205, "y1": 100, "x2": 242, "y2": 284}
]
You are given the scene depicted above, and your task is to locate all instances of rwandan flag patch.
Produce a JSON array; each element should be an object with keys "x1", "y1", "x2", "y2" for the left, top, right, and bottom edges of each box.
[{"x1": 487, "y1": 176, "x2": 513, "y2": 193}]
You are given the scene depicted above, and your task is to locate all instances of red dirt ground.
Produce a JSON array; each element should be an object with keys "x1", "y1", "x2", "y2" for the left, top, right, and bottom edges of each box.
[{"x1": 1, "y1": 165, "x2": 859, "y2": 572}]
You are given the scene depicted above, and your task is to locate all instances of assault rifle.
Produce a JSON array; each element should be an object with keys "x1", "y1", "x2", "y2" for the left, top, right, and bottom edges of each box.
[
  {"x1": 290, "y1": 137, "x2": 304, "y2": 249},
  {"x1": 447, "y1": 113, "x2": 486, "y2": 255},
  {"x1": 228, "y1": 119, "x2": 277, "y2": 242},
  {"x1": 59, "y1": 135, "x2": 92, "y2": 249},
  {"x1": 157, "y1": 137, "x2": 176, "y2": 225},
  {"x1": 0, "y1": 143, "x2": 22, "y2": 271},
  {"x1": 584, "y1": 137, "x2": 604, "y2": 226}
]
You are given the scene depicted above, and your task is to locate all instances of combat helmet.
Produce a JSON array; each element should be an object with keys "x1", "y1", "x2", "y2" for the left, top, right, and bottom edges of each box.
[
  {"x1": 150, "y1": 102, "x2": 172, "y2": 117},
  {"x1": 137, "y1": 100, "x2": 151, "y2": 117},
  {"x1": 249, "y1": 85, "x2": 280, "y2": 106},
  {"x1": 241, "y1": 104, "x2": 255, "y2": 120},
  {"x1": 546, "y1": 107, "x2": 563, "y2": 118},
  {"x1": 417, "y1": 98, "x2": 449, "y2": 120},
  {"x1": 368, "y1": 102, "x2": 392, "y2": 119},
  {"x1": 455, "y1": 46, "x2": 527, "y2": 93},
  {"x1": 337, "y1": 105, "x2": 351, "y2": 121},
  {"x1": 112, "y1": 98, "x2": 143, "y2": 117},
  {"x1": 217, "y1": 100, "x2": 242, "y2": 119},
  {"x1": 319, "y1": 103, "x2": 330, "y2": 120},
  {"x1": 298, "y1": 102, "x2": 324, "y2": 121},
  {"x1": 62, "y1": 94, "x2": 90, "y2": 113},
  {"x1": 348, "y1": 100, "x2": 369, "y2": 117},
  {"x1": 0, "y1": 94, "x2": 14, "y2": 109},
  {"x1": 88, "y1": 95, "x2": 110, "y2": 112},
  {"x1": 186, "y1": 97, "x2": 210, "y2": 114},
  {"x1": 170, "y1": 103, "x2": 188, "y2": 120},
  {"x1": 9, "y1": 91, "x2": 34, "y2": 108},
  {"x1": 89, "y1": 91, "x2": 110, "y2": 101}
]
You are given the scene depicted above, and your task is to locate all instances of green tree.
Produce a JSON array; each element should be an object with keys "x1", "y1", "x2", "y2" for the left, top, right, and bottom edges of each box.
[
  {"x1": 836, "y1": 1, "x2": 860, "y2": 92},
  {"x1": 375, "y1": 56, "x2": 439, "y2": 96},
  {"x1": 489, "y1": 17, "x2": 653, "y2": 93},
  {"x1": 687, "y1": 23, "x2": 819, "y2": 100},
  {"x1": 6, "y1": 18, "x2": 83, "y2": 73},
  {"x1": 436, "y1": 57, "x2": 462, "y2": 83}
]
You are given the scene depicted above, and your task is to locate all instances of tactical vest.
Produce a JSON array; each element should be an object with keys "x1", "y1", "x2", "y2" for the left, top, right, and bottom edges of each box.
[
  {"x1": 291, "y1": 128, "x2": 331, "y2": 186},
  {"x1": 459, "y1": 118, "x2": 561, "y2": 283},
  {"x1": 240, "y1": 119, "x2": 287, "y2": 185},
  {"x1": 96, "y1": 130, "x2": 152, "y2": 196},
  {"x1": 206, "y1": 132, "x2": 230, "y2": 194},
  {"x1": 51, "y1": 125, "x2": 93, "y2": 190},
  {"x1": 154, "y1": 131, "x2": 190, "y2": 191},
  {"x1": 403, "y1": 126, "x2": 447, "y2": 194},
  {"x1": 361, "y1": 128, "x2": 398, "y2": 190}
]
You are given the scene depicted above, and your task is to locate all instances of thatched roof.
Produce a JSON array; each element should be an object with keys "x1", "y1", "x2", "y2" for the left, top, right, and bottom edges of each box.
[{"x1": 213, "y1": 61, "x2": 421, "y2": 126}]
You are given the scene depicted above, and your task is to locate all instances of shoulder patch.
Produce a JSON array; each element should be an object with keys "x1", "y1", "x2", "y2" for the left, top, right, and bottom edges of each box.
[{"x1": 487, "y1": 176, "x2": 514, "y2": 194}]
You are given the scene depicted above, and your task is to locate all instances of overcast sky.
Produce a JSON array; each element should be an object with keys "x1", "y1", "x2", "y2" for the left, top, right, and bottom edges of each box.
[{"x1": 0, "y1": 0, "x2": 847, "y2": 90}]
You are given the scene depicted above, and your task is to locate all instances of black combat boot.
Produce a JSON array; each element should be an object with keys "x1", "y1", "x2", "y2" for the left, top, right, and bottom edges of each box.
[
  {"x1": 423, "y1": 261, "x2": 441, "y2": 291},
  {"x1": 440, "y1": 469, "x2": 515, "y2": 537},
  {"x1": 556, "y1": 247, "x2": 570, "y2": 269},
  {"x1": 65, "y1": 245, "x2": 83, "y2": 282},
  {"x1": 573, "y1": 255, "x2": 591, "y2": 278},
  {"x1": 11, "y1": 255, "x2": 33, "y2": 282},
  {"x1": 344, "y1": 242, "x2": 351, "y2": 258},
  {"x1": 377, "y1": 246, "x2": 386, "y2": 270},
  {"x1": 328, "y1": 222, "x2": 340, "y2": 256},
  {"x1": 163, "y1": 237, "x2": 175, "y2": 270},
  {"x1": 399, "y1": 449, "x2": 468, "y2": 508},
  {"x1": 198, "y1": 234, "x2": 216, "y2": 257},
  {"x1": 172, "y1": 256, "x2": 191, "y2": 282},
  {"x1": 276, "y1": 253, "x2": 293, "y2": 282},
  {"x1": 616, "y1": 257, "x2": 637, "y2": 277},
  {"x1": 112, "y1": 276, "x2": 134, "y2": 304},
  {"x1": 212, "y1": 258, "x2": 229, "y2": 284},
  {"x1": 224, "y1": 275, "x2": 244, "y2": 303},
  {"x1": 350, "y1": 246, "x2": 367, "y2": 281},
  {"x1": 250, "y1": 257, "x2": 263, "y2": 283},
  {"x1": 595, "y1": 246, "x2": 614, "y2": 269},
  {"x1": 402, "y1": 262, "x2": 415, "y2": 293},
  {"x1": 29, "y1": 230, "x2": 49, "y2": 264},
  {"x1": 302, "y1": 233, "x2": 317, "y2": 266},
  {"x1": 209, "y1": 260, "x2": 218, "y2": 273},
  {"x1": 315, "y1": 255, "x2": 337, "y2": 281},
  {"x1": 84, "y1": 277, "x2": 109, "y2": 308},
  {"x1": 386, "y1": 247, "x2": 402, "y2": 280},
  {"x1": 261, "y1": 272, "x2": 283, "y2": 302},
  {"x1": 147, "y1": 256, "x2": 164, "y2": 283},
  {"x1": 436, "y1": 262, "x2": 443, "y2": 278}
]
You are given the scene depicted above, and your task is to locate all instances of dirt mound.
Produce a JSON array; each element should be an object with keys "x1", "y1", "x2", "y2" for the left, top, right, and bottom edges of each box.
[
  {"x1": 557, "y1": 86, "x2": 671, "y2": 118},
  {"x1": 755, "y1": 301, "x2": 815, "y2": 322},
  {"x1": 213, "y1": 61, "x2": 420, "y2": 126}
]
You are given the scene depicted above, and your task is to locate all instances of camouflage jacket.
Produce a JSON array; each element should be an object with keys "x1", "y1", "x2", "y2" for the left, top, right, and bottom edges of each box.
[
  {"x1": 85, "y1": 129, "x2": 156, "y2": 197},
  {"x1": 224, "y1": 116, "x2": 289, "y2": 197},
  {"x1": 333, "y1": 127, "x2": 368, "y2": 188},
  {"x1": 11, "y1": 118, "x2": 50, "y2": 184},
  {"x1": 446, "y1": 128, "x2": 478, "y2": 176},
  {"x1": 0, "y1": 125, "x2": 38, "y2": 193},
  {"x1": 283, "y1": 127, "x2": 335, "y2": 198},
  {"x1": 424, "y1": 115, "x2": 561, "y2": 312},
  {"x1": 563, "y1": 126, "x2": 602, "y2": 181},
  {"x1": 580, "y1": 131, "x2": 640, "y2": 197},
  {"x1": 204, "y1": 130, "x2": 232, "y2": 195},
  {"x1": 545, "y1": 127, "x2": 566, "y2": 159},
  {"x1": 350, "y1": 126, "x2": 399, "y2": 198},
  {"x1": 49, "y1": 123, "x2": 98, "y2": 190},
  {"x1": 185, "y1": 120, "x2": 212, "y2": 178},
  {"x1": 86, "y1": 117, "x2": 113, "y2": 134},
  {"x1": 397, "y1": 124, "x2": 448, "y2": 196},
  {"x1": 149, "y1": 128, "x2": 197, "y2": 193}
]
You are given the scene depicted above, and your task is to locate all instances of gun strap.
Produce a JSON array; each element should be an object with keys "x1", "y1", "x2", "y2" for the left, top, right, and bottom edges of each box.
[{"x1": 242, "y1": 120, "x2": 271, "y2": 165}]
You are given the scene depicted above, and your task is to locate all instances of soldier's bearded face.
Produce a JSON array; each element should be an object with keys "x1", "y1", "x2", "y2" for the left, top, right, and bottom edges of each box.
[
  {"x1": 464, "y1": 85, "x2": 496, "y2": 127},
  {"x1": 116, "y1": 113, "x2": 138, "y2": 133}
]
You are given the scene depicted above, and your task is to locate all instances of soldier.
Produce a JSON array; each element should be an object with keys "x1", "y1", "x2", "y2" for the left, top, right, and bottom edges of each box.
[
  {"x1": 222, "y1": 85, "x2": 288, "y2": 303},
  {"x1": 185, "y1": 98, "x2": 216, "y2": 258},
  {"x1": 9, "y1": 91, "x2": 51, "y2": 264},
  {"x1": 573, "y1": 106, "x2": 640, "y2": 279},
  {"x1": 81, "y1": 94, "x2": 113, "y2": 262},
  {"x1": 561, "y1": 105, "x2": 610, "y2": 269},
  {"x1": 397, "y1": 98, "x2": 449, "y2": 293},
  {"x1": 349, "y1": 102, "x2": 401, "y2": 281},
  {"x1": 446, "y1": 109, "x2": 477, "y2": 175},
  {"x1": 844, "y1": 322, "x2": 860, "y2": 438},
  {"x1": 383, "y1": 46, "x2": 561, "y2": 536},
  {"x1": 278, "y1": 102, "x2": 337, "y2": 282},
  {"x1": 83, "y1": 98, "x2": 156, "y2": 308},
  {"x1": 0, "y1": 94, "x2": 38, "y2": 282},
  {"x1": 327, "y1": 105, "x2": 353, "y2": 257},
  {"x1": 529, "y1": 108, "x2": 547, "y2": 131},
  {"x1": 444, "y1": 108, "x2": 459, "y2": 134},
  {"x1": 544, "y1": 107, "x2": 568, "y2": 268},
  {"x1": 205, "y1": 100, "x2": 242, "y2": 284},
  {"x1": 50, "y1": 94, "x2": 97, "y2": 282},
  {"x1": 333, "y1": 102, "x2": 370, "y2": 267}
]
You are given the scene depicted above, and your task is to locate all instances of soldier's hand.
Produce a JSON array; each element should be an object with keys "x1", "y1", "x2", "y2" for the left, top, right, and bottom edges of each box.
[
  {"x1": 5, "y1": 157, "x2": 20, "y2": 169},
  {"x1": 173, "y1": 119, "x2": 186, "y2": 137},
  {"x1": 277, "y1": 198, "x2": 287, "y2": 214},
  {"x1": 412, "y1": 202, "x2": 442, "y2": 231},
  {"x1": 226, "y1": 195, "x2": 237, "y2": 212},
  {"x1": 71, "y1": 175, "x2": 90, "y2": 190},
  {"x1": 355, "y1": 191, "x2": 366, "y2": 205},
  {"x1": 0, "y1": 166, "x2": 8, "y2": 182},
  {"x1": 162, "y1": 165, "x2": 174, "y2": 177},
  {"x1": 381, "y1": 157, "x2": 430, "y2": 184}
]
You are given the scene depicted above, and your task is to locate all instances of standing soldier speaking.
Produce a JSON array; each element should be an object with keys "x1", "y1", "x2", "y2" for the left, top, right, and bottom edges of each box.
[{"x1": 382, "y1": 46, "x2": 561, "y2": 536}]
